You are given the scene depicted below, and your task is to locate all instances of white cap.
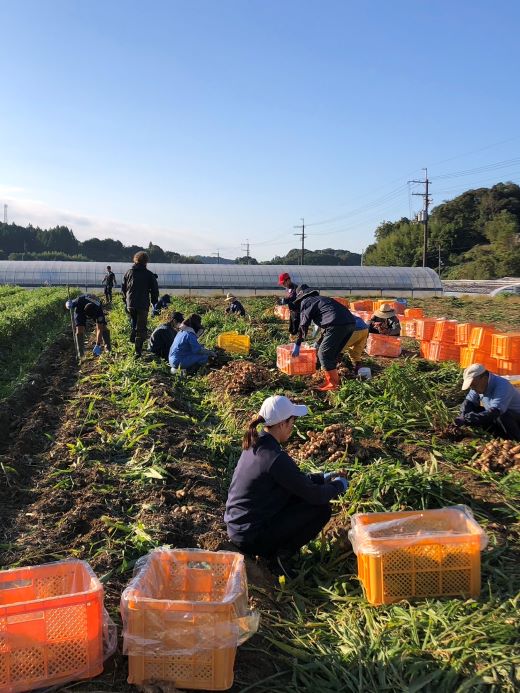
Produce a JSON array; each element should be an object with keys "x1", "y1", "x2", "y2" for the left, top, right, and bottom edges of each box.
[
  {"x1": 258, "y1": 395, "x2": 308, "y2": 426},
  {"x1": 462, "y1": 363, "x2": 486, "y2": 390}
]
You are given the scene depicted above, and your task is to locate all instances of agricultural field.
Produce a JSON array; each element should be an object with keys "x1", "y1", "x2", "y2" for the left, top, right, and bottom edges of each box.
[{"x1": 0, "y1": 292, "x2": 519, "y2": 692}]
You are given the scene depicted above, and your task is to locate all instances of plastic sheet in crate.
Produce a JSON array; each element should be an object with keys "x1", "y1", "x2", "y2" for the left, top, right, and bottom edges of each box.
[
  {"x1": 348, "y1": 506, "x2": 488, "y2": 605},
  {"x1": 121, "y1": 548, "x2": 259, "y2": 691},
  {"x1": 216, "y1": 332, "x2": 250, "y2": 355},
  {"x1": 400, "y1": 318, "x2": 416, "y2": 338},
  {"x1": 427, "y1": 341, "x2": 461, "y2": 362},
  {"x1": 277, "y1": 344, "x2": 317, "y2": 375},
  {"x1": 0, "y1": 559, "x2": 116, "y2": 693},
  {"x1": 365, "y1": 334, "x2": 401, "y2": 357},
  {"x1": 490, "y1": 333, "x2": 520, "y2": 360},
  {"x1": 274, "y1": 305, "x2": 290, "y2": 321},
  {"x1": 432, "y1": 319, "x2": 458, "y2": 344}
]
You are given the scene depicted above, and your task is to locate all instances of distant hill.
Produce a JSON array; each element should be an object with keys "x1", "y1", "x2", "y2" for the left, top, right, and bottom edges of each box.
[
  {"x1": 363, "y1": 182, "x2": 520, "y2": 279},
  {"x1": 265, "y1": 248, "x2": 361, "y2": 266}
]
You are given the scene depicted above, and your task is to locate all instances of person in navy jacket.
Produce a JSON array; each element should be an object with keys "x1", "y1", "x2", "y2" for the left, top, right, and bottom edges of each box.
[
  {"x1": 65, "y1": 294, "x2": 110, "y2": 357},
  {"x1": 225, "y1": 395, "x2": 348, "y2": 577}
]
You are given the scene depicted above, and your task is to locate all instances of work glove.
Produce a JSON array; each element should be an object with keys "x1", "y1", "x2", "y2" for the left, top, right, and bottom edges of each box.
[
  {"x1": 65, "y1": 299, "x2": 72, "y2": 310},
  {"x1": 92, "y1": 345, "x2": 103, "y2": 356},
  {"x1": 291, "y1": 343, "x2": 301, "y2": 358},
  {"x1": 331, "y1": 477, "x2": 349, "y2": 493},
  {"x1": 464, "y1": 409, "x2": 500, "y2": 426}
]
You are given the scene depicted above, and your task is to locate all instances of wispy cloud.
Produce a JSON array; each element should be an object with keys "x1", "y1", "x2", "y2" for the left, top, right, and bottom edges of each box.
[{"x1": 0, "y1": 186, "x2": 219, "y2": 255}]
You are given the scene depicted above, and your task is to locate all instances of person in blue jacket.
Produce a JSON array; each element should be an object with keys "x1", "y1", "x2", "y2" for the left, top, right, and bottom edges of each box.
[
  {"x1": 65, "y1": 294, "x2": 110, "y2": 357},
  {"x1": 225, "y1": 395, "x2": 348, "y2": 578},
  {"x1": 456, "y1": 363, "x2": 520, "y2": 440},
  {"x1": 168, "y1": 313, "x2": 214, "y2": 373}
]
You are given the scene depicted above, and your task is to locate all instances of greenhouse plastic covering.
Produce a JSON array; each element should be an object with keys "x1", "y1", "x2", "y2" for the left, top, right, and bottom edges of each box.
[
  {"x1": 0, "y1": 261, "x2": 442, "y2": 294},
  {"x1": 348, "y1": 505, "x2": 488, "y2": 556},
  {"x1": 120, "y1": 547, "x2": 259, "y2": 656}
]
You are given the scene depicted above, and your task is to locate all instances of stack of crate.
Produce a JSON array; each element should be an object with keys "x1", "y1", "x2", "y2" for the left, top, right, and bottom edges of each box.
[
  {"x1": 426, "y1": 320, "x2": 460, "y2": 362},
  {"x1": 458, "y1": 324, "x2": 499, "y2": 372}
]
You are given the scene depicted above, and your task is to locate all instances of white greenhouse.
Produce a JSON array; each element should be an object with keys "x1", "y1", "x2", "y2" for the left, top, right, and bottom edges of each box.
[{"x1": 0, "y1": 261, "x2": 442, "y2": 297}]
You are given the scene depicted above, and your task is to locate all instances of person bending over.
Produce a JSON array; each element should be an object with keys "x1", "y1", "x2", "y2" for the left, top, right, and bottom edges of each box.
[
  {"x1": 225, "y1": 395, "x2": 348, "y2": 578},
  {"x1": 456, "y1": 363, "x2": 520, "y2": 440},
  {"x1": 152, "y1": 294, "x2": 172, "y2": 317},
  {"x1": 65, "y1": 294, "x2": 111, "y2": 357},
  {"x1": 149, "y1": 311, "x2": 184, "y2": 360},
  {"x1": 225, "y1": 293, "x2": 246, "y2": 317},
  {"x1": 169, "y1": 313, "x2": 214, "y2": 373}
]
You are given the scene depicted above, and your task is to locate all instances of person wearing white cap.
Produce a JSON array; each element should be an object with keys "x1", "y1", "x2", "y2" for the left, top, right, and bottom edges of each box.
[
  {"x1": 455, "y1": 363, "x2": 520, "y2": 440},
  {"x1": 224, "y1": 395, "x2": 348, "y2": 577},
  {"x1": 224, "y1": 293, "x2": 246, "y2": 317}
]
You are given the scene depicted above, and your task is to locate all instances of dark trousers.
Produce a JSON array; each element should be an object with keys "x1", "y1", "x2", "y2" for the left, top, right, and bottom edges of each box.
[
  {"x1": 462, "y1": 400, "x2": 520, "y2": 441},
  {"x1": 104, "y1": 286, "x2": 113, "y2": 302},
  {"x1": 129, "y1": 308, "x2": 149, "y2": 354},
  {"x1": 318, "y1": 324, "x2": 355, "y2": 371},
  {"x1": 235, "y1": 498, "x2": 332, "y2": 558},
  {"x1": 289, "y1": 310, "x2": 300, "y2": 336}
]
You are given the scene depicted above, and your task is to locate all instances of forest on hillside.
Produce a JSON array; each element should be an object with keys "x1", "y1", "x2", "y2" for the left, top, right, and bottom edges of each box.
[{"x1": 364, "y1": 182, "x2": 520, "y2": 279}]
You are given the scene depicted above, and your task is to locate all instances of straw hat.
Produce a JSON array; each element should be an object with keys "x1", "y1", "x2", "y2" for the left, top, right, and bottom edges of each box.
[
  {"x1": 374, "y1": 303, "x2": 396, "y2": 319},
  {"x1": 225, "y1": 293, "x2": 236, "y2": 301}
]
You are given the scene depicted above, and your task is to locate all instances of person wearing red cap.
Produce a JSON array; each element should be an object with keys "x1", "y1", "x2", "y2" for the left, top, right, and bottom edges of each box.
[{"x1": 278, "y1": 272, "x2": 300, "y2": 335}]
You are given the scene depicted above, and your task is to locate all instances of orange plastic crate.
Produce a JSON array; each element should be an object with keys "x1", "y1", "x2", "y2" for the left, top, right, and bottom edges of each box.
[
  {"x1": 432, "y1": 320, "x2": 458, "y2": 344},
  {"x1": 420, "y1": 340, "x2": 430, "y2": 358},
  {"x1": 415, "y1": 318, "x2": 438, "y2": 341},
  {"x1": 496, "y1": 358, "x2": 520, "y2": 376},
  {"x1": 351, "y1": 300, "x2": 373, "y2": 312},
  {"x1": 349, "y1": 507, "x2": 487, "y2": 605},
  {"x1": 274, "y1": 305, "x2": 290, "y2": 321},
  {"x1": 0, "y1": 560, "x2": 105, "y2": 693},
  {"x1": 427, "y1": 341, "x2": 461, "y2": 362},
  {"x1": 468, "y1": 326, "x2": 498, "y2": 352},
  {"x1": 216, "y1": 332, "x2": 250, "y2": 355},
  {"x1": 365, "y1": 334, "x2": 401, "y2": 357},
  {"x1": 459, "y1": 347, "x2": 497, "y2": 372},
  {"x1": 455, "y1": 322, "x2": 487, "y2": 346},
  {"x1": 332, "y1": 297, "x2": 350, "y2": 308},
  {"x1": 490, "y1": 333, "x2": 520, "y2": 360},
  {"x1": 121, "y1": 549, "x2": 254, "y2": 691},
  {"x1": 404, "y1": 308, "x2": 424, "y2": 319},
  {"x1": 277, "y1": 344, "x2": 317, "y2": 375},
  {"x1": 400, "y1": 319, "x2": 416, "y2": 338}
]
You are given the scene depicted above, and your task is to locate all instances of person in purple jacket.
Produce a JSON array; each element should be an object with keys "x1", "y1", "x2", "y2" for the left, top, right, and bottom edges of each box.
[
  {"x1": 168, "y1": 313, "x2": 214, "y2": 373},
  {"x1": 224, "y1": 395, "x2": 348, "y2": 578}
]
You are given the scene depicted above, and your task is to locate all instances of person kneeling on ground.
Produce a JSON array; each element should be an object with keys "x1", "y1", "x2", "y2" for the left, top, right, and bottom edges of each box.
[
  {"x1": 224, "y1": 395, "x2": 348, "y2": 578},
  {"x1": 152, "y1": 293, "x2": 171, "y2": 317},
  {"x1": 149, "y1": 311, "x2": 184, "y2": 360},
  {"x1": 455, "y1": 363, "x2": 520, "y2": 441},
  {"x1": 292, "y1": 285, "x2": 356, "y2": 391},
  {"x1": 168, "y1": 313, "x2": 214, "y2": 373},
  {"x1": 65, "y1": 294, "x2": 111, "y2": 357},
  {"x1": 225, "y1": 293, "x2": 246, "y2": 317},
  {"x1": 369, "y1": 303, "x2": 401, "y2": 336},
  {"x1": 342, "y1": 315, "x2": 369, "y2": 373}
]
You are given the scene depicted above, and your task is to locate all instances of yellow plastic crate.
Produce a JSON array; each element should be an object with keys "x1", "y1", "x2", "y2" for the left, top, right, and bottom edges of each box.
[
  {"x1": 216, "y1": 331, "x2": 250, "y2": 355},
  {"x1": 349, "y1": 507, "x2": 487, "y2": 605}
]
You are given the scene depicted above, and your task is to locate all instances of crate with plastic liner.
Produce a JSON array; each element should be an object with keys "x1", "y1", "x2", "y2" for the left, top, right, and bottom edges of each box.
[
  {"x1": 348, "y1": 506, "x2": 488, "y2": 605},
  {"x1": 365, "y1": 334, "x2": 401, "y2": 357},
  {"x1": 120, "y1": 547, "x2": 259, "y2": 691}
]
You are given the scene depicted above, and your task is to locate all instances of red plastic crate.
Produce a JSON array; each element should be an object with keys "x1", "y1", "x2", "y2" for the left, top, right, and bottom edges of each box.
[
  {"x1": 415, "y1": 318, "x2": 438, "y2": 341},
  {"x1": 274, "y1": 305, "x2": 290, "y2": 321},
  {"x1": 496, "y1": 358, "x2": 520, "y2": 376},
  {"x1": 427, "y1": 341, "x2": 461, "y2": 362},
  {"x1": 277, "y1": 344, "x2": 317, "y2": 375},
  {"x1": 404, "y1": 308, "x2": 424, "y2": 319},
  {"x1": 0, "y1": 560, "x2": 106, "y2": 693},
  {"x1": 420, "y1": 341, "x2": 430, "y2": 358},
  {"x1": 351, "y1": 300, "x2": 373, "y2": 312},
  {"x1": 365, "y1": 334, "x2": 401, "y2": 357},
  {"x1": 432, "y1": 320, "x2": 458, "y2": 344},
  {"x1": 490, "y1": 333, "x2": 520, "y2": 360}
]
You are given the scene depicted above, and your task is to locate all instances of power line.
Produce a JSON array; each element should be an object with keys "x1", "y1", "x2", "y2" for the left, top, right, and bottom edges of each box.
[
  {"x1": 293, "y1": 218, "x2": 306, "y2": 265},
  {"x1": 241, "y1": 239, "x2": 251, "y2": 264}
]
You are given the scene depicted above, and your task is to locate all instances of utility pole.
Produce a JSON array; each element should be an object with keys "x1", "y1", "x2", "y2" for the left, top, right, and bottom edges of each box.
[
  {"x1": 3, "y1": 204, "x2": 7, "y2": 224},
  {"x1": 241, "y1": 239, "x2": 251, "y2": 265},
  {"x1": 293, "y1": 218, "x2": 306, "y2": 265},
  {"x1": 438, "y1": 244, "x2": 442, "y2": 277},
  {"x1": 211, "y1": 250, "x2": 221, "y2": 264},
  {"x1": 360, "y1": 248, "x2": 364, "y2": 267},
  {"x1": 409, "y1": 169, "x2": 431, "y2": 267}
]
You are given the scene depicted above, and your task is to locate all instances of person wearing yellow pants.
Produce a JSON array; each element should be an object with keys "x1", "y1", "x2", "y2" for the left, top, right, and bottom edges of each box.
[{"x1": 342, "y1": 315, "x2": 369, "y2": 372}]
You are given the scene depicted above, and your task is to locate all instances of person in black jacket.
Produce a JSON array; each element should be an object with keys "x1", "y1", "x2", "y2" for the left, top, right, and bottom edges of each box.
[
  {"x1": 292, "y1": 285, "x2": 355, "y2": 391},
  {"x1": 225, "y1": 395, "x2": 348, "y2": 578},
  {"x1": 369, "y1": 303, "x2": 401, "y2": 336},
  {"x1": 121, "y1": 251, "x2": 159, "y2": 356},
  {"x1": 278, "y1": 272, "x2": 300, "y2": 336},
  {"x1": 65, "y1": 294, "x2": 110, "y2": 357},
  {"x1": 101, "y1": 266, "x2": 117, "y2": 303},
  {"x1": 225, "y1": 293, "x2": 246, "y2": 317},
  {"x1": 148, "y1": 311, "x2": 184, "y2": 360}
]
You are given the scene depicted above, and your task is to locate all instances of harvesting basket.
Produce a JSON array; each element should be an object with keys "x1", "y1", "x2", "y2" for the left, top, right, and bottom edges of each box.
[
  {"x1": 121, "y1": 549, "x2": 258, "y2": 691},
  {"x1": 349, "y1": 506, "x2": 488, "y2": 605},
  {"x1": 400, "y1": 319, "x2": 416, "y2": 338},
  {"x1": 467, "y1": 326, "x2": 498, "y2": 352},
  {"x1": 277, "y1": 344, "x2": 316, "y2": 376},
  {"x1": 404, "y1": 308, "x2": 424, "y2": 319},
  {"x1": 459, "y1": 347, "x2": 497, "y2": 372},
  {"x1": 273, "y1": 305, "x2": 290, "y2": 321},
  {"x1": 216, "y1": 332, "x2": 250, "y2": 355},
  {"x1": 427, "y1": 341, "x2": 461, "y2": 363},
  {"x1": 415, "y1": 318, "x2": 438, "y2": 341},
  {"x1": 455, "y1": 322, "x2": 488, "y2": 346},
  {"x1": 490, "y1": 333, "x2": 520, "y2": 361},
  {"x1": 432, "y1": 320, "x2": 458, "y2": 344},
  {"x1": 0, "y1": 559, "x2": 107, "y2": 693},
  {"x1": 365, "y1": 334, "x2": 401, "y2": 357}
]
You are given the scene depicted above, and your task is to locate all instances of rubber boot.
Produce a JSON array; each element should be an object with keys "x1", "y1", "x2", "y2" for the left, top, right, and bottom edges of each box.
[
  {"x1": 317, "y1": 369, "x2": 340, "y2": 391},
  {"x1": 77, "y1": 334, "x2": 85, "y2": 358},
  {"x1": 103, "y1": 329, "x2": 112, "y2": 352},
  {"x1": 135, "y1": 339, "x2": 143, "y2": 357},
  {"x1": 130, "y1": 329, "x2": 136, "y2": 344}
]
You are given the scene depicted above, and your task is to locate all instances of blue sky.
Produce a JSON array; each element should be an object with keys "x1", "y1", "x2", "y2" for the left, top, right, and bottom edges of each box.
[{"x1": 1, "y1": 0, "x2": 519, "y2": 259}]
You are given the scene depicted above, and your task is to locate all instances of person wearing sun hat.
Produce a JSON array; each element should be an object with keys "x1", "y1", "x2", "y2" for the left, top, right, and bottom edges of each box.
[
  {"x1": 224, "y1": 293, "x2": 246, "y2": 317},
  {"x1": 455, "y1": 363, "x2": 520, "y2": 440},
  {"x1": 292, "y1": 284, "x2": 356, "y2": 391},
  {"x1": 224, "y1": 395, "x2": 348, "y2": 577},
  {"x1": 368, "y1": 303, "x2": 401, "y2": 336},
  {"x1": 278, "y1": 272, "x2": 300, "y2": 335}
]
